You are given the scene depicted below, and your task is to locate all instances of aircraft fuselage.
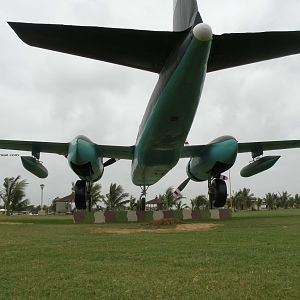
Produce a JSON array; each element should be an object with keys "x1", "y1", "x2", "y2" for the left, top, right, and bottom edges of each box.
[{"x1": 131, "y1": 24, "x2": 213, "y2": 186}]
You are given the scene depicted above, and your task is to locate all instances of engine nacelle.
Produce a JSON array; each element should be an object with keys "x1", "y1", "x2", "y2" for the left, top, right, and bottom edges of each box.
[
  {"x1": 187, "y1": 136, "x2": 238, "y2": 181},
  {"x1": 21, "y1": 156, "x2": 48, "y2": 178},
  {"x1": 240, "y1": 156, "x2": 280, "y2": 177},
  {"x1": 68, "y1": 135, "x2": 104, "y2": 182}
]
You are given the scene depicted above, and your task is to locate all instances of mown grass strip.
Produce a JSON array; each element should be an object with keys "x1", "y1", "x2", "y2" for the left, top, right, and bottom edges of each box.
[{"x1": 0, "y1": 210, "x2": 299, "y2": 299}]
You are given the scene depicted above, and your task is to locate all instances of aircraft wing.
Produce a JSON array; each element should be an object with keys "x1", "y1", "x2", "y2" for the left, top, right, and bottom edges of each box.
[
  {"x1": 0, "y1": 139, "x2": 69, "y2": 155},
  {"x1": 8, "y1": 22, "x2": 186, "y2": 73},
  {"x1": 180, "y1": 139, "x2": 300, "y2": 158},
  {"x1": 237, "y1": 140, "x2": 300, "y2": 155},
  {"x1": 0, "y1": 139, "x2": 134, "y2": 160},
  {"x1": 208, "y1": 31, "x2": 300, "y2": 72},
  {"x1": 180, "y1": 145, "x2": 207, "y2": 158},
  {"x1": 96, "y1": 145, "x2": 134, "y2": 160}
]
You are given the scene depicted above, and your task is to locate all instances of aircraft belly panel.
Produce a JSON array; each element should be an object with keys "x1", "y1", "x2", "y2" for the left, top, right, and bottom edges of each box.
[{"x1": 132, "y1": 29, "x2": 212, "y2": 186}]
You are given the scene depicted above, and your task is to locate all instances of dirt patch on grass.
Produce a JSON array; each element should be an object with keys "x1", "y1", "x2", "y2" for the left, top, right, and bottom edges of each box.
[
  {"x1": 0, "y1": 222, "x2": 27, "y2": 225},
  {"x1": 91, "y1": 223, "x2": 222, "y2": 234}
]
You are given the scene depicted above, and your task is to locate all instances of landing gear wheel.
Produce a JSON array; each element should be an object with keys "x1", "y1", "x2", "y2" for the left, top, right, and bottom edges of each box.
[
  {"x1": 211, "y1": 179, "x2": 227, "y2": 208},
  {"x1": 139, "y1": 185, "x2": 149, "y2": 211},
  {"x1": 75, "y1": 180, "x2": 87, "y2": 210},
  {"x1": 87, "y1": 181, "x2": 92, "y2": 212},
  {"x1": 140, "y1": 196, "x2": 146, "y2": 211}
]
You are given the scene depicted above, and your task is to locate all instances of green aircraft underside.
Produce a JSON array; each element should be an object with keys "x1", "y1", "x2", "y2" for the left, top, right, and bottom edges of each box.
[
  {"x1": 1, "y1": 0, "x2": 300, "y2": 187},
  {"x1": 131, "y1": 28, "x2": 212, "y2": 185}
]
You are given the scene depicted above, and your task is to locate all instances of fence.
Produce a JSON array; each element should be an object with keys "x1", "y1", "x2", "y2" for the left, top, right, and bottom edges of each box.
[{"x1": 73, "y1": 209, "x2": 232, "y2": 224}]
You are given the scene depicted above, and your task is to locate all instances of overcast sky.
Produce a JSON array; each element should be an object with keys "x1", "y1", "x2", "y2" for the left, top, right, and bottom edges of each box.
[{"x1": 1, "y1": 0, "x2": 300, "y2": 206}]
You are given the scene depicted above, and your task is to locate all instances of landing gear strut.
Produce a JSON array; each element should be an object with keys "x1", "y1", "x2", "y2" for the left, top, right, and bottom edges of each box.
[
  {"x1": 139, "y1": 186, "x2": 149, "y2": 211},
  {"x1": 74, "y1": 180, "x2": 93, "y2": 211},
  {"x1": 208, "y1": 175, "x2": 227, "y2": 209}
]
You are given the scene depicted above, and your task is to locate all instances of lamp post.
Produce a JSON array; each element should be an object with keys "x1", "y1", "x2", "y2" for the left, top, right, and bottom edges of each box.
[{"x1": 40, "y1": 184, "x2": 45, "y2": 210}]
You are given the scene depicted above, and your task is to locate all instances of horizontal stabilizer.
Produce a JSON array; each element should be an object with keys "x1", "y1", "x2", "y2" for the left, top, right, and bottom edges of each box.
[
  {"x1": 208, "y1": 31, "x2": 300, "y2": 72},
  {"x1": 9, "y1": 22, "x2": 300, "y2": 73},
  {"x1": 8, "y1": 22, "x2": 186, "y2": 73}
]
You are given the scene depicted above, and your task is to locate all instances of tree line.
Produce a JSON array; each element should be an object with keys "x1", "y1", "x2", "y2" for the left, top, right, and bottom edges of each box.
[
  {"x1": 0, "y1": 176, "x2": 299, "y2": 215},
  {"x1": 228, "y1": 188, "x2": 300, "y2": 211}
]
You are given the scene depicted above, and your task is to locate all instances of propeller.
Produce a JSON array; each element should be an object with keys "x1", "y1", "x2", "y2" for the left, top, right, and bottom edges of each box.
[
  {"x1": 103, "y1": 158, "x2": 119, "y2": 168},
  {"x1": 173, "y1": 178, "x2": 190, "y2": 198}
]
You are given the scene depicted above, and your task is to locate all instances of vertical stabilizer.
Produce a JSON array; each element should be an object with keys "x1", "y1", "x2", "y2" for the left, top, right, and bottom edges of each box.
[{"x1": 173, "y1": 0, "x2": 202, "y2": 32}]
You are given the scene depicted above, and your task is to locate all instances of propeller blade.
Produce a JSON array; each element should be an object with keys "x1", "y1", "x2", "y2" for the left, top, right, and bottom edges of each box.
[
  {"x1": 103, "y1": 158, "x2": 119, "y2": 167},
  {"x1": 173, "y1": 178, "x2": 190, "y2": 197}
]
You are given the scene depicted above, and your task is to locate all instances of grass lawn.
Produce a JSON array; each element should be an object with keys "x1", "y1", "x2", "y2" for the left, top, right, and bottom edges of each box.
[{"x1": 0, "y1": 210, "x2": 299, "y2": 299}]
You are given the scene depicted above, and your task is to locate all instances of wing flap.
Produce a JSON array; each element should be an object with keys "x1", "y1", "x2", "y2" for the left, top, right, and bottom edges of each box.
[
  {"x1": 208, "y1": 31, "x2": 300, "y2": 72},
  {"x1": 8, "y1": 22, "x2": 186, "y2": 73}
]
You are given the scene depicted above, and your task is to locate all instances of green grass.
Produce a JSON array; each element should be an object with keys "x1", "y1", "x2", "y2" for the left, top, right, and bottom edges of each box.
[{"x1": 0, "y1": 210, "x2": 299, "y2": 299}]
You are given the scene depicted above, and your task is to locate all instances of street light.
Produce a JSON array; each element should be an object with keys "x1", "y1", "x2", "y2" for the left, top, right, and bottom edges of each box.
[{"x1": 40, "y1": 184, "x2": 45, "y2": 209}]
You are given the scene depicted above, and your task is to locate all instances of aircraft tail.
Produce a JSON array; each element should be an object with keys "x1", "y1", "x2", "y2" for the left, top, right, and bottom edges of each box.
[{"x1": 173, "y1": 0, "x2": 202, "y2": 32}]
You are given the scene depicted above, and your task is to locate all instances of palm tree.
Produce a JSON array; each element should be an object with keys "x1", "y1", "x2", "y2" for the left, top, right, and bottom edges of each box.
[
  {"x1": 102, "y1": 183, "x2": 130, "y2": 210},
  {"x1": 0, "y1": 176, "x2": 29, "y2": 215},
  {"x1": 264, "y1": 193, "x2": 278, "y2": 210},
  {"x1": 90, "y1": 183, "x2": 105, "y2": 207},
  {"x1": 161, "y1": 187, "x2": 184, "y2": 210},
  {"x1": 128, "y1": 196, "x2": 139, "y2": 210},
  {"x1": 278, "y1": 191, "x2": 291, "y2": 209},
  {"x1": 242, "y1": 188, "x2": 255, "y2": 209},
  {"x1": 162, "y1": 187, "x2": 176, "y2": 209},
  {"x1": 294, "y1": 194, "x2": 300, "y2": 208},
  {"x1": 190, "y1": 195, "x2": 208, "y2": 209},
  {"x1": 71, "y1": 181, "x2": 104, "y2": 208},
  {"x1": 256, "y1": 198, "x2": 263, "y2": 211},
  {"x1": 175, "y1": 200, "x2": 189, "y2": 210},
  {"x1": 233, "y1": 188, "x2": 255, "y2": 210}
]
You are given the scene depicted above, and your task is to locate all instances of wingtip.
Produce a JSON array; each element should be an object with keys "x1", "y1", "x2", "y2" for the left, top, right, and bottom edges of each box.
[
  {"x1": 7, "y1": 22, "x2": 36, "y2": 46},
  {"x1": 7, "y1": 22, "x2": 25, "y2": 37},
  {"x1": 7, "y1": 21, "x2": 19, "y2": 30}
]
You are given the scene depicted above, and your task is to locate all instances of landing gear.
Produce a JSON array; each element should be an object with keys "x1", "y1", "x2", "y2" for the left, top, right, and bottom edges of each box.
[
  {"x1": 86, "y1": 181, "x2": 92, "y2": 212},
  {"x1": 208, "y1": 175, "x2": 227, "y2": 209},
  {"x1": 74, "y1": 180, "x2": 93, "y2": 211},
  {"x1": 75, "y1": 180, "x2": 87, "y2": 210},
  {"x1": 139, "y1": 186, "x2": 149, "y2": 211}
]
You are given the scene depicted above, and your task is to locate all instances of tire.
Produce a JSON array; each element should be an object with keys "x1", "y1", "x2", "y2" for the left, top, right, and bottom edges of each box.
[
  {"x1": 140, "y1": 197, "x2": 146, "y2": 211},
  {"x1": 211, "y1": 179, "x2": 227, "y2": 208},
  {"x1": 75, "y1": 180, "x2": 87, "y2": 210}
]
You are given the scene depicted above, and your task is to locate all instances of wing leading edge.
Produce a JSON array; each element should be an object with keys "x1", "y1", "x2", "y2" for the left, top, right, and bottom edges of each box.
[{"x1": 8, "y1": 22, "x2": 300, "y2": 73}]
